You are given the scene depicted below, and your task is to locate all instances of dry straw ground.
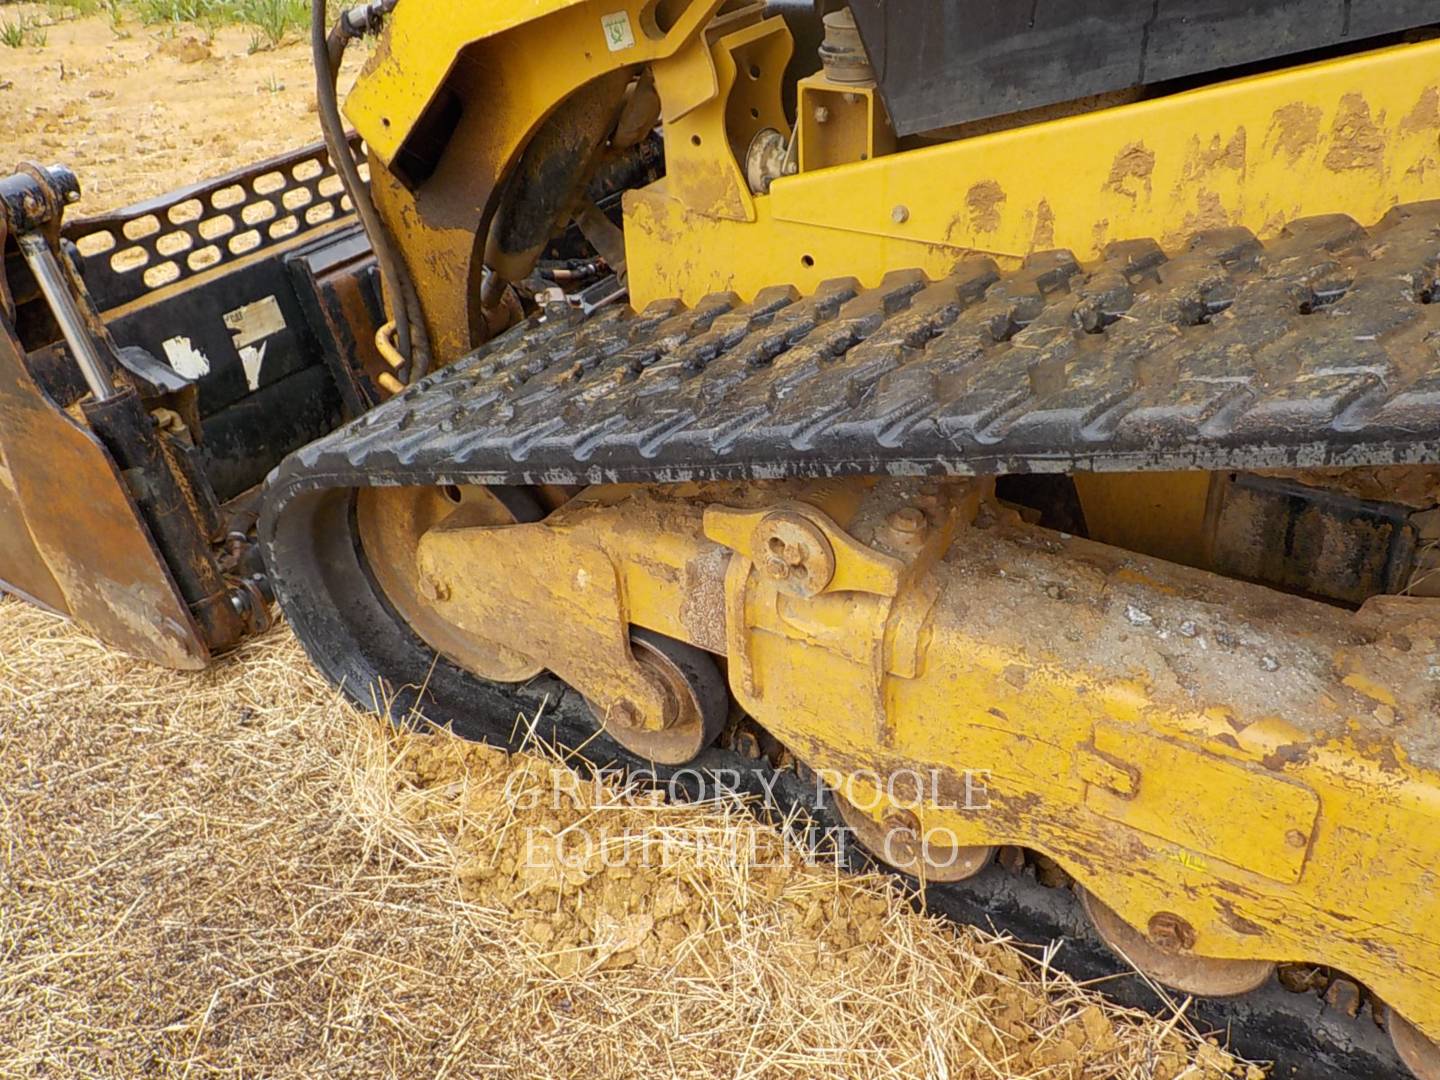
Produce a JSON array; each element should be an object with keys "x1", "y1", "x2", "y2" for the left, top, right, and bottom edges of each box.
[
  {"x1": 4, "y1": 12, "x2": 1256, "y2": 1079},
  {"x1": 0, "y1": 600, "x2": 1254, "y2": 1078}
]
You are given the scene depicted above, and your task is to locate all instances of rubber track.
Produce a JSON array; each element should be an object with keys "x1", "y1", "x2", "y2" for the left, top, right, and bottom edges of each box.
[{"x1": 281, "y1": 204, "x2": 1440, "y2": 490}]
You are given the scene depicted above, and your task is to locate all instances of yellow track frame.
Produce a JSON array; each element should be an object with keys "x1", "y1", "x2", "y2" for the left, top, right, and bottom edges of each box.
[{"x1": 411, "y1": 479, "x2": 1440, "y2": 1043}]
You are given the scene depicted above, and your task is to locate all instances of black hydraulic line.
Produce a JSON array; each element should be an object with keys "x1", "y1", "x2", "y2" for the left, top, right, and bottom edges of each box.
[
  {"x1": 538, "y1": 259, "x2": 607, "y2": 283},
  {"x1": 310, "y1": 0, "x2": 432, "y2": 382}
]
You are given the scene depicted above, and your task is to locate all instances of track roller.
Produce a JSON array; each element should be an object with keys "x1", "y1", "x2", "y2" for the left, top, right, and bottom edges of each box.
[
  {"x1": 1080, "y1": 888, "x2": 1275, "y2": 997},
  {"x1": 832, "y1": 793, "x2": 994, "y2": 883},
  {"x1": 355, "y1": 484, "x2": 546, "y2": 683},
  {"x1": 587, "y1": 627, "x2": 727, "y2": 766},
  {"x1": 1392, "y1": 1010, "x2": 1440, "y2": 1080}
]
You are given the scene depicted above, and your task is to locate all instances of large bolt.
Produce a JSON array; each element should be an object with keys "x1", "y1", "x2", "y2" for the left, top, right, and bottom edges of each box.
[
  {"x1": 887, "y1": 507, "x2": 928, "y2": 536},
  {"x1": 763, "y1": 553, "x2": 792, "y2": 581},
  {"x1": 751, "y1": 512, "x2": 836, "y2": 598},
  {"x1": 1147, "y1": 911, "x2": 1198, "y2": 952},
  {"x1": 609, "y1": 700, "x2": 642, "y2": 730},
  {"x1": 881, "y1": 809, "x2": 921, "y2": 864},
  {"x1": 891, "y1": 205, "x2": 909, "y2": 224}
]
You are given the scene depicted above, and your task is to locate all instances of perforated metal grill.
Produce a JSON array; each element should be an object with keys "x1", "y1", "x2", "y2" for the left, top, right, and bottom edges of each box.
[{"x1": 65, "y1": 138, "x2": 365, "y2": 312}]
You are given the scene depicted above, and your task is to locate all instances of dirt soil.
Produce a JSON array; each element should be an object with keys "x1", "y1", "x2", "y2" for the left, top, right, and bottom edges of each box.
[
  {"x1": 0, "y1": 600, "x2": 1254, "y2": 1079},
  {"x1": 0, "y1": 5, "x2": 364, "y2": 213},
  {"x1": 1, "y1": 14, "x2": 1258, "y2": 1079}
]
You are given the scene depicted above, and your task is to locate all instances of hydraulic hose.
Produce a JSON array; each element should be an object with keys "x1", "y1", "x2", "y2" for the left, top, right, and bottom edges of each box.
[{"x1": 311, "y1": 0, "x2": 432, "y2": 383}]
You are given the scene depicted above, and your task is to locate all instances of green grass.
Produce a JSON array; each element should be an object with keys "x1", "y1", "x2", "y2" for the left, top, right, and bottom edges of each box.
[
  {"x1": 129, "y1": 0, "x2": 326, "y2": 48},
  {"x1": 45, "y1": 0, "x2": 131, "y2": 33},
  {"x1": 132, "y1": 0, "x2": 229, "y2": 36},
  {"x1": 45, "y1": 0, "x2": 108, "y2": 17},
  {"x1": 1, "y1": 0, "x2": 332, "y2": 50},
  {"x1": 239, "y1": 0, "x2": 308, "y2": 49},
  {"x1": 0, "y1": 13, "x2": 42, "y2": 46}
]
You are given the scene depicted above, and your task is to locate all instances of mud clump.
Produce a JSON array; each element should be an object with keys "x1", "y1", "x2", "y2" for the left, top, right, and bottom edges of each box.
[
  {"x1": 1324, "y1": 93, "x2": 1386, "y2": 173},
  {"x1": 1105, "y1": 140, "x2": 1156, "y2": 202}
]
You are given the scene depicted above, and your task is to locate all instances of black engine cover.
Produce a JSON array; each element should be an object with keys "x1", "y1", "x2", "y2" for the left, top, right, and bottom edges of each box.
[{"x1": 848, "y1": 0, "x2": 1439, "y2": 137}]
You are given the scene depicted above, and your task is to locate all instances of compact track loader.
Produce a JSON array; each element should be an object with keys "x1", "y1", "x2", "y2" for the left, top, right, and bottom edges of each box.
[{"x1": 6, "y1": 1, "x2": 1440, "y2": 1074}]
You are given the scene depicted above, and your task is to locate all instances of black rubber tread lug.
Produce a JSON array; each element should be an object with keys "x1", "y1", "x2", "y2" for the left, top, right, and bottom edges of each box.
[{"x1": 282, "y1": 202, "x2": 1440, "y2": 487}]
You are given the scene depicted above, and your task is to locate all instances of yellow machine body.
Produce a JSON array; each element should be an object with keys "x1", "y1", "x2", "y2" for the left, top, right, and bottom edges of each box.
[
  {"x1": 349, "y1": 4, "x2": 1440, "y2": 314},
  {"x1": 338, "y1": 0, "x2": 1440, "y2": 1059},
  {"x1": 412, "y1": 477, "x2": 1440, "y2": 1041}
]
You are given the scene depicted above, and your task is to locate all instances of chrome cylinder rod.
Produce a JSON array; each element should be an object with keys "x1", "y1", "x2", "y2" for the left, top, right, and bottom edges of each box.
[{"x1": 17, "y1": 232, "x2": 115, "y2": 401}]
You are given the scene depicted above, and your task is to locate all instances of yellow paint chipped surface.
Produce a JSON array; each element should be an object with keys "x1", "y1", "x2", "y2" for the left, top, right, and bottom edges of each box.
[
  {"x1": 1323, "y1": 92, "x2": 1386, "y2": 172},
  {"x1": 1104, "y1": 140, "x2": 1156, "y2": 202},
  {"x1": 963, "y1": 178, "x2": 1007, "y2": 233}
]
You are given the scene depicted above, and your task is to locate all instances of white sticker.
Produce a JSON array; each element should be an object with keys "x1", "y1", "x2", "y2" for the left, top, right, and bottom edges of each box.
[
  {"x1": 161, "y1": 335, "x2": 210, "y2": 379},
  {"x1": 239, "y1": 342, "x2": 267, "y2": 392},
  {"x1": 222, "y1": 294, "x2": 286, "y2": 349},
  {"x1": 601, "y1": 10, "x2": 635, "y2": 52}
]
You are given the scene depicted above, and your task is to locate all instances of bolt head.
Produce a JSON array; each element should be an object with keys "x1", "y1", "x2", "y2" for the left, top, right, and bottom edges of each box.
[
  {"x1": 887, "y1": 507, "x2": 928, "y2": 535},
  {"x1": 813, "y1": 105, "x2": 830, "y2": 124},
  {"x1": 882, "y1": 810, "x2": 919, "y2": 834},
  {"x1": 1146, "y1": 911, "x2": 1197, "y2": 952},
  {"x1": 752, "y1": 512, "x2": 835, "y2": 598},
  {"x1": 881, "y1": 810, "x2": 921, "y2": 862},
  {"x1": 891, "y1": 205, "x2": 909, "y2": 224},
  {"x1": 419, "y1": 575, "x2": 450, "y2": 602},
  {"x1": 762, "y1": 555, "x2": 792, "y2": 581},
  {"x1": 610, "y1": 700, "x2": 641, "y2": 730},
  {"x1": 887, "y1": 832, "x2": 918, "y2": 864}
]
